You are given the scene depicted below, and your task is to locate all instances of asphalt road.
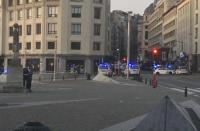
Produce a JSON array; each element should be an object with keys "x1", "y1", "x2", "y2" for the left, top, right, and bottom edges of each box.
[
  {"x1": 141, "y1": 72, "x2": 200, "y2": 98},
  {"x1": 0, "y1": 76, "x2": 199, "y2": 131}
]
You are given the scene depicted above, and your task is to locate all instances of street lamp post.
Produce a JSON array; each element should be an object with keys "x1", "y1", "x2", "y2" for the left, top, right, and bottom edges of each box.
[
  {"x1": 53, "y1": 36, "x2": 58, "y2": 81},
  {"x1": 126, "y1": 11, "x2": 132, "y2": 79},
  {"x1": 117, "y1": 48, "x2": 120, "y2": 76}
]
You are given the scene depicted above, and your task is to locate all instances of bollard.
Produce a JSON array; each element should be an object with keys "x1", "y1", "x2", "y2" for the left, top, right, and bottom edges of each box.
[
  {"x1": 87, "y1": 73, "x2": 91, "y2": 80},
  {"x1": 62, "y1": 75, "x2": 65, "y2": 80},
  {"x1": 149, "y1": 79, "x2": 152, "y2": 86},
  {"x1": 140, "y1": 76, "x2": 143, "y2": 82},
  {"x1": 51, "y1": 76, "x2": 53, "y2": 81},
  {"x1": 15, "y1": 121, "x2": 51, "y2": 131},
  {"x1": 145, "y1": 78, "x2": 147, "y2": 84},
  {"x1": 185, "y1": 86, "x2": 188, "y2": 97},
  {"x1": 152, "y1": 74, "x2": 157, "y2": 88},
  {"x1": 38, "y1": 76, "x2": 41, "y2": 81}
]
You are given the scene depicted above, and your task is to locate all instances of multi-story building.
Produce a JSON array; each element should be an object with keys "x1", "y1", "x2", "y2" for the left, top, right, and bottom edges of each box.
[
  {"x1": 142, "y1": 0, "x2": 200, "y2": 71},
  {"x1": 130, "y1": 14, "x2": 143, "y2": 61},
  {"x1": 148, "y1": 0, "x2": 164, "y2": 51},
  {"x1": 163, "y1": 5, "x2": 177, "y2": 61},
  {"x1": 111, "y1": 10, "x2": 128, "y2": 61},
  {"x1": 141, "y1": 4, "x2": 154, "y2": 62},
  {"x1": 0, "y1": 0, "x2": 3, "y2": 67},
  {"x1": 191, "y1": 0, "x2": 200, "y2": 71},
  {"x1": 0, "y1": 0, "x2": 111, "y2": 74},
  {"x1": 175, "y1": 0, "x2": 199, "y2": 71}
]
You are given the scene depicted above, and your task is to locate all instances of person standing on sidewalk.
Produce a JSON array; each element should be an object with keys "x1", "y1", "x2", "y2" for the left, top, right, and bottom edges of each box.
[
  {"x1": 23, "y1": 67, "x2": 29, "y2": 88},
  {"x1": 27, "y1": 66, "x2": 33, "y2": 92}
]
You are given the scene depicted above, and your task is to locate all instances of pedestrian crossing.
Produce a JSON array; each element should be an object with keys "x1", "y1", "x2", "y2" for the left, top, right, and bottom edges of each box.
[{"x1": 158, "y1": 82, "x2": 200, "y2": 98}]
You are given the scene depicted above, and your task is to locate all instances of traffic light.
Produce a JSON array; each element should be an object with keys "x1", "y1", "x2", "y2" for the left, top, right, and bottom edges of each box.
[
  {"x1": 122, "y1": 57, "x2": 127, "y2": 62},
  {"x1": 153, "y1": 49, "x2": 158, "y2": 55}
]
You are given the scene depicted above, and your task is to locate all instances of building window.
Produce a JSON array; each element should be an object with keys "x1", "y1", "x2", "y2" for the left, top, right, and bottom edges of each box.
[
  {"x1": 17, "y1": 0, "x2": 23, "y2": 5},
  {"x1": 93, "y1": 42, "x2": 101, "y2": 51},
  {"x1": 94, "y1": 7, "x2": 101, "y2": 19},
  {"x1": 18, "y1": 10, "x2": 23, "y2": 20},
  {"x1": 195, "y1": 28, "x2": 198, "y2": 39},
  {"x1": 26, "y1": 0, "x2": 32, "y2": 4},
  {"x1": 18, "y1": 25, "x2": 22, "y2": 36},
  {"x1": 71, "y1": 23, "x2": 81, "y2": 35},
  {"x1": 26, "y1": 42, "x2": 31, "y2": 50},
  {"x1": 36, "y1": 42, "x2": 41, "y2": 49},
  {"x1": 195, "y1": 42, "x2": 198, "y2": 53},
  {"x1": 27, "y1": 25, "x2": 31, "y2": 35},
  {"x1": 8, "y1": 0, "x2": 13, "y2": 6},
  {"x1": 196, "y1": 14, "x2": 198, "y2": 25},
  {"x1": 71, "y1": 42, "x2": 81, "y2": 50},
  {"x1": 35, "y1": 0, "x2": 41, "y2": 2},
  {"x1": 36, "y1": 7, "x2": 42, "y2": 18},
  {"x1": 145, "y1": 31, "x2": 148, "y2": 39},
  {"x1": 94, "y1": 0, "x2": 102, "y2": 4},
  {"x1": 46, "y1": 58, "x2": 54, "y2": 72},
  {"x1": 9, "y1": 27, "x2": 13, "y2": 36},
  {"x1": 8, "y1": 43, "x2": 22, "y2": 50},
  {"x1": 27, "y1": 8, "x2": 32, "y2": 19},
  {"x1": 94, "y1": 24, "x2": 101, "y2": 36},
  {"x1": 9, "y1": 11, "x2": 14, "y2": 21},
  {"x1": 71, "y1": 6, "x2": 81, "y2": 18},
  {"x1": 18, "y1": 43, "x2": 22, "y2": 50},
  {"x1": 36, "y1": 23, "x2": 41, "y2": 34},
  {"x1": 48, "y1": 6, "x2": 58, "y2": 17},
  {"x1": 9, "y1": 43, "x2": 13, "y2": 50},
  {"x1": 196, "y1": 0, "x2": 198, "y2": 10},
  {"x1": 48, "y1": 42, "x2": 55, "y2": 49},
  {"x1": 145, "y1": 42, "x2": 148, "y2": 46},
  {"x1": 48, "y1": 23, "x2": 57, "y2": 34},
  {"x1": 11, "y1": 25, "x2": 22, "y2": 36}
]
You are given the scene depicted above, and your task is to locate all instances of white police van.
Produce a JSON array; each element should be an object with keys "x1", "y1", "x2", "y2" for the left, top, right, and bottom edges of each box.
[{"x1": 98, "y1": 63, "x2": 112, "y2": 76}]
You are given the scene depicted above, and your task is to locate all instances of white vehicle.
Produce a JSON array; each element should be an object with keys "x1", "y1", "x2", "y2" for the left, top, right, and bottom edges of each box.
[
  {"x1": 154, "y1": 68, "x2": 175, "y2": 75},
  {"x1": 123, "y1": 64, "x2": 140, "y2": 76},
  {"x1": 98, "y1": 64, "x2": 112, "y2": 76},
  {"x1": 175, "y1": 66, "x2": 188, "y2": 74}
]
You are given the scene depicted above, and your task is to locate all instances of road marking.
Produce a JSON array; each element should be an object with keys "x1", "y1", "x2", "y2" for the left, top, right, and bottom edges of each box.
[
  {"x1": 158, "y1": 85, "x2": 194, "y2": 95},
  {"x1": 188, "y1": 88, "x2": 200, "y2": 93},
  {"x1": 169, "y1": 88, "x2": 194, "y2": 95},
  {"x1": 174, "y1": 79, "x2": 200, "y2": 87},
  {"x1": 159, "y1": 84, "x2": 200, "y2": 97},
  {"x1": 121, "y1": 83, "x2": 143, "y2": 87},
  {"x1": 0, "y1": 98, "x2": 104, "y2": 109}
]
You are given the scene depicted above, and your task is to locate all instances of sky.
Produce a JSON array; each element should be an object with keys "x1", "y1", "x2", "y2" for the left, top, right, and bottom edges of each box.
[{"x1": 111, "y1": 0, "x2": 153, "y2": 15}]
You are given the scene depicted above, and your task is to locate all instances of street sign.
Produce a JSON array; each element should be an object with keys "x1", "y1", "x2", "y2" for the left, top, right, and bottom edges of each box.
[{"x1": 180, "y1": 52, "x2": 187, "y2": 58}]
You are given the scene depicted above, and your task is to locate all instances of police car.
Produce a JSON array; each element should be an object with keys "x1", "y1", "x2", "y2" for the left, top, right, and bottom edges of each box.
[
  {"x1": 123, "y1": 64, "x2": 140, "y2": 76},
  {"x1": 153, "y1": 64, "x2": 175, "y2": 75},
  {"x1": 98, "y1": 63, "x2": 112, "y2": 76},
  {"x1": 175, "y1": 66, "x2": 189, "y2": 74}
]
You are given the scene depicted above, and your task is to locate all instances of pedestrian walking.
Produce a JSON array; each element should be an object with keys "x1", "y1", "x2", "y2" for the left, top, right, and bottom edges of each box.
[
  {"x1": 27, "y1": 67, "x2": 33, "y2": 93},
  {"x1": 23, "y1": 67, "x2": 29, "y2": 88}
]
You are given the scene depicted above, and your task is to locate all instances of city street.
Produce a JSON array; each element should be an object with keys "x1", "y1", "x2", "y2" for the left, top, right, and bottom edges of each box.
[
  {"x1": 0, "y1": 74, "x2": 199, "y2": 131},
  {"x1": 141, "y1": 72, "x2": 200, "y2": 98}
]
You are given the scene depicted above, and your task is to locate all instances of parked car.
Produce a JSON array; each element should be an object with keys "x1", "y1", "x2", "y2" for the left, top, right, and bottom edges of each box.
[
  {"x1": 123, "y1": 64, "x2": 140, "y2": 76},
  {"x1": 175, "y1": 66, "x2": 189, "y2": 74},
  {"x1": 98, "y1": 64, "x2": 112, "y2": 76},
  {"x1": 154, "y1": 68, "x2": 175, "y2": 75}
]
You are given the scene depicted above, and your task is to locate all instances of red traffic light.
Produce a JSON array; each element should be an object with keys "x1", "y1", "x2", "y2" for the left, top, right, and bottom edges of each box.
[
  {"x1": 122, "y1": 57, "x2": 127, "y2": 61},
  {"x1": 153, "y1": 49, "x2": 158, "y2": 54}
]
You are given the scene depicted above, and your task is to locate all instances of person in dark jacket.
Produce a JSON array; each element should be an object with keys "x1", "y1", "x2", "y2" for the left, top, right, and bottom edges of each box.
[
  {"x1": 23, "y1": 67, "x2": 29, "y2": 88},
  {"x1": 26, "y1": 67, "x2": 33, "y2": 92}
]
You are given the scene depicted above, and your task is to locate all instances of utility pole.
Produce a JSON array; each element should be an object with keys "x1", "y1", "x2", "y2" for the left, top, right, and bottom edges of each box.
[
  {"x1": 117, "y1": 48, "x2": 120, "y2": 76},
  {"x1": 53, "y1": 36, "x2": 58, "y2": 81},
  {"x1": 126, "y1": 11, "x2": 132, "y2": 79}
]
